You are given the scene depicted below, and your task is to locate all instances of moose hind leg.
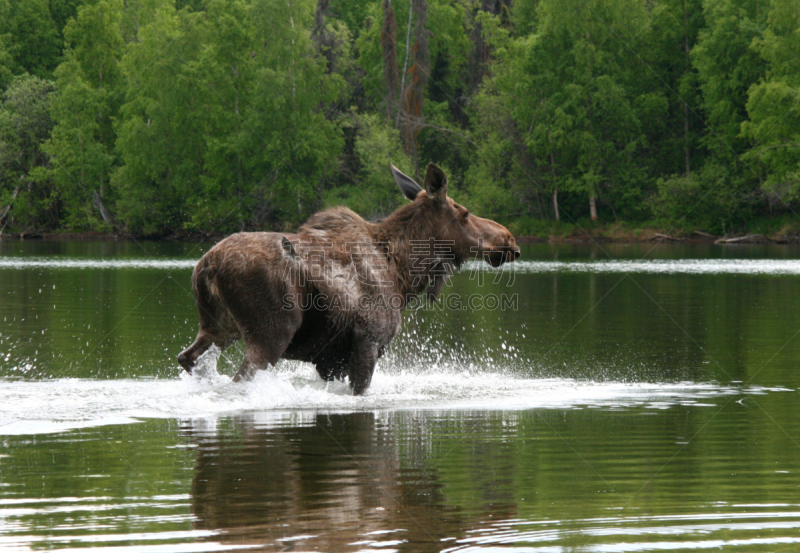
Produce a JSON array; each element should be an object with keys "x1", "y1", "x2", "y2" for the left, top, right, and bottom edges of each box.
[
  {"x1": 233, "y1": 315, "x2": 301, "y2": 383},
  {"x1": 178, "y1": 325, "x2": 239, "y2": 373},
  {"x1": 180, "y1": 271, "x2": 239, "y2": 373},
  {"x1": 178, "y1": 332, "x2": 214, "y2": 373}
]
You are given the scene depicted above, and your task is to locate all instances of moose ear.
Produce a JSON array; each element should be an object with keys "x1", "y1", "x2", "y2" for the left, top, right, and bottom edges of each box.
[
  {"x1": 424, "y1": 163, "x2": 448, "y2": 202},
  {"x1": 390, "y1": 163, "x2": 422, "y2": 201}
]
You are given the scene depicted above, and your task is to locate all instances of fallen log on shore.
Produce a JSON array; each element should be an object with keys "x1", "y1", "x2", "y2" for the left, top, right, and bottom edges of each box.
[
  {"x1": 714, "y1": 234, "x2": 762, "y2": 244},
  {"x1": 652, "y1": 233, "x2": 684, "y2": 241}
]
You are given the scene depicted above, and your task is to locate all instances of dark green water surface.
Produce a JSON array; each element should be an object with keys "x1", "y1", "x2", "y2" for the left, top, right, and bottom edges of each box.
[{"x1": 1, "y1": 240, "x2": 800, "y2": 551}]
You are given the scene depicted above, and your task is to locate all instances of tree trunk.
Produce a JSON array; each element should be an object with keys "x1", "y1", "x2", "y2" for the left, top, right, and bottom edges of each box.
[
  {"x1": 92, "y1": 190, "x2": 115, "y2": 226},
  {"x1": 318, "y1": 162, "x2": 327, "y2": 211},
  {"x1": 312, "y1": 0, "x2": 340, "y2": 73},
  {"x1": 381, "y1": 0, "x2": 399, "y2": 119},
  {"x1": 312, "y1": 0, "x2": 328, "y2": 44},
  {"x1": 549, "y1": 151, "x2": 560, "y2": 221},
  {"x1": 683, "y1": 1, "x2": 691, "y2": 176},
  {"x1": 467, "y1": 0, "x2": 511, "y2": 96},
  {"x1": 553, "y1": 187, "x2": 560, "y2": 222},
  {"x1": 397, "y1": 1, "x2": 413, "y2": 128},
  {"x1": 589, "y1": 193, "x2": 597, "y2": 221},
  {"x1": 401, "y1": 0, "x2": 429, "y2": 179},
  {"x1": 0, "y1": 186, "x2": 20, "y2": 234}
]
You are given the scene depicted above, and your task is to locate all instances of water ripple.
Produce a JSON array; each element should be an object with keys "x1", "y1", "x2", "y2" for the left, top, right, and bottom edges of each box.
[
  {"x1": 0, "y1": 257, "x2": 197, "y2": 270},
  {"x1": 3, "y1": 257, "x2": 800, "y2": 275},
  {"x1": 467, "y1": 258, "x2": 800, "y2": 275},
  {"x1": 443, "y1": 509, "x2": 800, "y2": 552}
]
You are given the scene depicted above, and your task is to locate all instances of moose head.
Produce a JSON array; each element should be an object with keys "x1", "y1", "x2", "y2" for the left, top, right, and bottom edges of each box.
[{"x1": 390, "y1": 163, "x2": 521, "y2": 268}]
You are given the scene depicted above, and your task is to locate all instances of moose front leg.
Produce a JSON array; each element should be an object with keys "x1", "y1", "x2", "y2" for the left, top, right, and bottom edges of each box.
[
  {"x1": 314, "y1": 356, "x2": 348, "y2": 382},
  {"x1": 347, "y1": 335, "x2": 380, "y2": 395}
]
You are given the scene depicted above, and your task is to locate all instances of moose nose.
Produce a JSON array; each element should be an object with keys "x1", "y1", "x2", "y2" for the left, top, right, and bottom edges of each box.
[{"x1": 514, "y1": 249, "x2": 521, "y2": 260}]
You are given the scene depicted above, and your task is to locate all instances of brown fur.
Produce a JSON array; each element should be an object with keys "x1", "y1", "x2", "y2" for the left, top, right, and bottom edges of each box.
[{"x1": 178, "y1": 163, "x2": 520, "y2": 394}]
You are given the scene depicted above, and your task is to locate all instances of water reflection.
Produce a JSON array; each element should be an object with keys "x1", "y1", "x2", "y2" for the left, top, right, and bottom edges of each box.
[
  {"x1": 183, "y1": 412, "x2": 475, "y2": 552},
  {"x1": 2, "y1": 397, "x2": 800, "y2": 551},
  {"x1": 179, "y1": 399, "x2": 800, "y2": 552},
  {"x1": 3, "y1": 241, "x2": 800, "y2": 552}
]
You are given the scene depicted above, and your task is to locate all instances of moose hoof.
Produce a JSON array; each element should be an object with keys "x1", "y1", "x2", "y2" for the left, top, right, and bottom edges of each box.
[{"x1": 177, "y1": 352, "x2": 193, "y2": 373}]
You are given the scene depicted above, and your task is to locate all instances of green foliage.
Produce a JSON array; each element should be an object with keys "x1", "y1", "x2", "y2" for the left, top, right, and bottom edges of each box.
[
  {"x1": 693, "y1": 0, "x2": 767, "y2": 152},
  {"x1": 112, "y1": 0, "x2": 202, "y2": 235},
  {"x1": 465, "y1": 66, "x2": 534, "y2": 219},
  {"x1": 470, "y1": 0, "x2": 651, "y2": 222},
  {"x1": 742, "y1": 0, "x2": 800, "y2": 202},
  {"x1": 0, "y1": 74, "x2": 56, "y2": 228},
  {"x1": 0, "y1": 33, "x2": 16, "y2": 91},
  {"x1": 652, "y1": 171, "x2": 714, "y2": 228},
  {"x1": 114, "y1": 0, "x2": 344, "y2": 235},
  {"x1": 652, "y1": 162, "x2": 758, "y2": 232},
  {"x1": 329, "y1": 0, "x2": 372, "y2": 36},
  {"x1": 326, "y1": 111, "x2": 412, "y2": 218},
  {"x1": 3, "y1": 0, "x2": 61, "y2": 78},
  {"x1": 357, "y1": 0, "x2": 471, "y2": 116},
  {"x1": 1, "y1": 0, "x2": 800, "y2": 235},
  {"x1": 44, "y1": 0, "x2": 125, "y2": 230}
]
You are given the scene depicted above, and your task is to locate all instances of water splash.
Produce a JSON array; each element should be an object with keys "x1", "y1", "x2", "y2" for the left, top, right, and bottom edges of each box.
[
  {"x1": 187, "y1": 345, "x2": 231, "y2": 385},
  {"x1": 0, "y1": 356, "x2": 785, "y2": 436}
]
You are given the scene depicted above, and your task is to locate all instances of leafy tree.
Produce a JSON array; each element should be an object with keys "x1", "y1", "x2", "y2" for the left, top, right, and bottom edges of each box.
[
  {"x1": 0, "y1": 74, "x2": 56, "y2": 230},
  {"x1": 4, "y1": 0, "x2": 62, "y2": 78},
  {"x1": 0, "y1": 0, "x2": 798, "y2": 235},
  {"x1": 114, "y1": 0, "x2": 344, "y2": 235},
  {"x1": 742, "y1": 0, "x2": 800, "y2": 203},
  {"x1": 471, "y1": 0, "x2": 650, "y2": 223},
  {"x1": 357, "y1": 0, "x2": 472, "y2": 175},
  {"x1": 0, "y1": 35, "x2": 14, "y2": 91},
  {"x1": 49, "y1": 0, "x2": 86, "y2": 42},
  {"x1": 45, "y1": 0, "x2": 125, "y2": 229},
  {"x1": 693, "y1": 0, "x2": 767, "y2": 152},
  {"x1": 326, "y1": 111, "x2": 412, "y2": 218},
  {"x1": 649, "y1": 0, "x2": 767, "y2": 232},
  {"x1": 468, "y1": 30, "x2": 559, "y2": 221},
  {"x1": 113, "y1": 0, "x2": 204, "y2": 235},
  {"x1": 682, "y1": 0, "x2": 769, "y2": 229},
  {"x1": 647, "y1": 0, "x2": 706, "y2": 178},
  {"x1": 329, "y1": 0, "x2": 372, "y2": 37}
]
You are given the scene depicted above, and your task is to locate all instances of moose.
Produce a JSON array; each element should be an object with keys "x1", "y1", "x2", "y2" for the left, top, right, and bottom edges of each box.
[{"x1": 178, "y1": 163, "x2": 520, "y2": 394}]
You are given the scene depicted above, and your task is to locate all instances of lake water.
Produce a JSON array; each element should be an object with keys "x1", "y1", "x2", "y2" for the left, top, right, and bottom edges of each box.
[{"x1": 1, "y1": 239, "x2": 800, "y2": 552}]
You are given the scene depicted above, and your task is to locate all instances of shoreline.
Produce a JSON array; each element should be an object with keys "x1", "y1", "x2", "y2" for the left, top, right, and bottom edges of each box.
[
  {"x1": 515, "y1": 229, "x2": 800, "y2": 245},
  {"x1": 2, "y1": 228, "x2": 800, "y2": 245}
]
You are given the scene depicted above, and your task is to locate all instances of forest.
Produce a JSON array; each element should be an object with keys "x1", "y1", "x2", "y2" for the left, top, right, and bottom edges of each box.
[{"x1": 0, "y1": 0, "x2": 798, "y2": 238}]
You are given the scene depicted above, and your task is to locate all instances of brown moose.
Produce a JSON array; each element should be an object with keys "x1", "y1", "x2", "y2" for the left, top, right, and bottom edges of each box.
[{"x1": 178, "y1": 163, "x2": 520, "y2": 394}]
